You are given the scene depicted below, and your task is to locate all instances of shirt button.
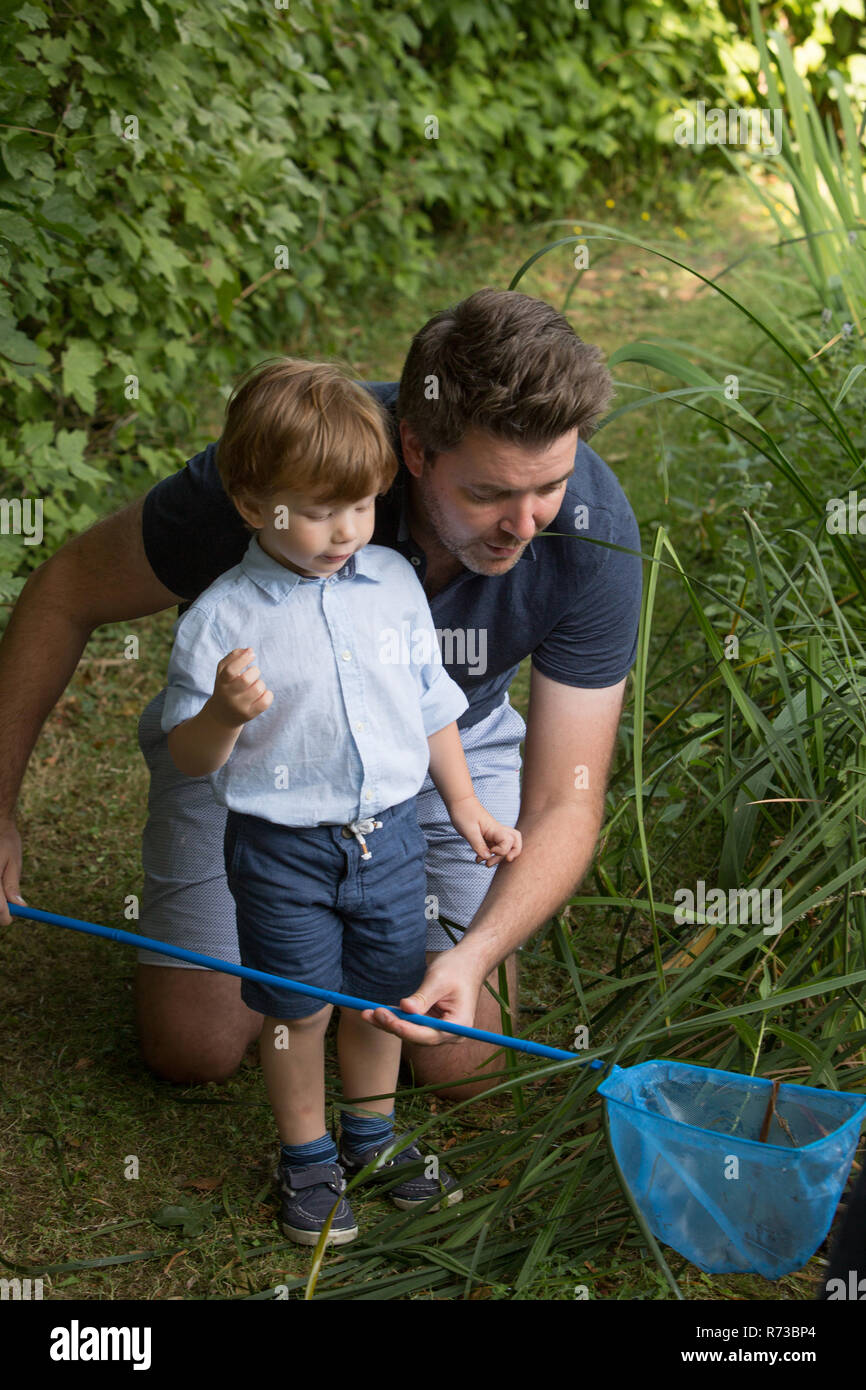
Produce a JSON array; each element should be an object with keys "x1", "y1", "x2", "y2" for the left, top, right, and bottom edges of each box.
[
  {"x1": 341, "y1": 650, "x2": 351, "y2": 661},
  {"x1": 365, "y1": 791, "x2": 373, "y2": 800},
  {"x1": 355, "y1": 722, "x2": 364, "y2": 731}
]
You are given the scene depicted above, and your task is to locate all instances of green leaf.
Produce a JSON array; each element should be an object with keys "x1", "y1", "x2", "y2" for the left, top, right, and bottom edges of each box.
[
  {"x1": 16, "y1": 4, "x2": 49, "y2": 29},
  {"x1": 20, "y1": 421, "x2": 54, "y2": 453},
  {"x1": 62, "y1": 104, "x2": 86, "y2": 130},
  {"x1": 215, "y1": 275, "x2": 241, "y2": 327},
  {"x1": 60, "y1": 339, "x2": 103, "y2": 413},
  {"x1": 1, "y1": 133, "x2": 51, "y2": 182},
  {"x1": 54, "y1": 429, "x2": 103, "y2": 483},
  {"x1": 103, "y1": 214, "x2": 142, "y2": 263},
  {"x1": 833, "y1": 364, "x2": 866, "y2": 410},
  {"x1": 728, "y1": 1015, "x2": 759, "y2": 1052},
  {"x1": 145, "y1": 237, "x2": 189, "y2": 286},
  {"x1": 35, "y1": 192, "x2": 98, "y2": 241},
  {"x1": 0, "y1": 211, "x2": 37, "y2": 245},
  {"x1": 764, "y1": 1025, "x2": 825, "y2": 1067},
  {"x1": 0, "y1": 319, "x2": 50, "y2": 369},
  {"x1": 150, "y1": 1202, "x2": 212, "y2": 1238},
  {"x1": 141, "y1": 0, "x2": 161, "y2": 31}
]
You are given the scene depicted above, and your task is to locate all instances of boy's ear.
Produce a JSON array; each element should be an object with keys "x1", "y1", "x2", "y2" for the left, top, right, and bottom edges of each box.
[{"x1": 232, "y1": 490, "x2": 265, "y2": 530}]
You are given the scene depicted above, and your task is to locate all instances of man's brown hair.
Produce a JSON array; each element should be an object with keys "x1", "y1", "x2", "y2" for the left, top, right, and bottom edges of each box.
[
  {"x1": 396, "y1": 288, "x2": 614, "y2": 462},
  {"x1": 216, "y1": 357, "x2": 399, "y2": 506}
]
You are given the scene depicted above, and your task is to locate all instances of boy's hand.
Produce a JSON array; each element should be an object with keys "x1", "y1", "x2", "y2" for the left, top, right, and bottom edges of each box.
[
  {"x1": 447, "y1": 796, "x2": 522, "y2": 868},
  {"x1": 206, "y1": 647, "x2": 274, "y2": 728}
]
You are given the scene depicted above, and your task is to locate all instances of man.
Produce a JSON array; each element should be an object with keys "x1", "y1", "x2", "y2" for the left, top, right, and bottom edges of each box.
[{"x1": 0, "y1": 288, "x2": 642, "y2": 1098}]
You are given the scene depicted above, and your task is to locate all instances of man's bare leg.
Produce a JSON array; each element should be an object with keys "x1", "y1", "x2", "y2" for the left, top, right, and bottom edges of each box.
[
  {"x1": 402, "y1": 952, "x2": 519, "y2": 1101},
  {"x1": 136, "y1": 965, "x2": 263, "y2": 1084}
]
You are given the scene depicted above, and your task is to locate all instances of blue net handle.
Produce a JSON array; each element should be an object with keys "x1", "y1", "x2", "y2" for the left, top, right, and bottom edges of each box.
[{"x1": 6, "y1": 902, "x2": 605, "y2": 1069}]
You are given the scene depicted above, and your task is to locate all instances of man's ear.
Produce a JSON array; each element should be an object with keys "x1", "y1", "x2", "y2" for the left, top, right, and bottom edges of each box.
[{"x1": 399, "y1": 419, "x2": 426, "y2": 478}]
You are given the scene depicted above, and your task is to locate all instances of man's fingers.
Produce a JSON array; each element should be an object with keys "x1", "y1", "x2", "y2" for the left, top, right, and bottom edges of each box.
[
  {"x1": 399, "y1": 990, "x2": 430, "y2": 1015},
  {"x1": 0, "y1": 888, "x2": 26, "y2": 928},
  {"x1": 361, "y1": 1006, "x2": 451, "y2": 1047},
  {"x1": 0, "y1": 822, "x2": 25, "y2": 926}
]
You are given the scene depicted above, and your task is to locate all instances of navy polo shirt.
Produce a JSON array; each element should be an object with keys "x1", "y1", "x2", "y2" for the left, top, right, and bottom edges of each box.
[{"x1": 141, "y1": 381, "x2": 643, "y2": 731}]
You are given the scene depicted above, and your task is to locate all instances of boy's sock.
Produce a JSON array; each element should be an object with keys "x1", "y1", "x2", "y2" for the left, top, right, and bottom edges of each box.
[
  {"x1": 340, "y1": 1108, "x2": 396, "y2": 1155},
  {"x1": 280, "y1": 1134, "x2": 338, "y2": 1169}
]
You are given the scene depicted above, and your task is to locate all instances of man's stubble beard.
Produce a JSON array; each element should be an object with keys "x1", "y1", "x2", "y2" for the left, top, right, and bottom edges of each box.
[{"x1": 410, "y1": 469, "x2": 528, "y2": 577}]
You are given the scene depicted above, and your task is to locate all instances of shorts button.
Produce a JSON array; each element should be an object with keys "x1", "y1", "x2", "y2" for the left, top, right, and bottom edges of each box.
[{"x1": 341, "y1": 826, "x2": 353, "y2": 838}]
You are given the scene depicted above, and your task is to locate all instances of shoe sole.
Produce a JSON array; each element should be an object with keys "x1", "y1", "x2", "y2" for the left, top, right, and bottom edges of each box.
[
  {"x1": 280, "y1": 1220, "x2": 359, "y2": 1246},
  {"x1": 391, "y1": 1187, "x2": 463, "y2": 1211}
]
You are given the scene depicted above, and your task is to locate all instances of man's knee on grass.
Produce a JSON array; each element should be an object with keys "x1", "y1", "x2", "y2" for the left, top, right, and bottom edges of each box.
[{"x1": 135, "y1": 964, "x2": 261, "y2": 1084}]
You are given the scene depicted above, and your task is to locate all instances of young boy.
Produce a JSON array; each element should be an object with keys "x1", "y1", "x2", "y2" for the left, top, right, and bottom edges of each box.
[{"x1": 162, "y1": 358, "x2": 522, "y2": 1246}]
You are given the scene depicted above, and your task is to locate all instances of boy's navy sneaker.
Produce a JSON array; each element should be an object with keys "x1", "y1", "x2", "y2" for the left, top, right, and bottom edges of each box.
[
  {"x1": 274, "y1": 1160, "x2": 359, "y2": 1246},
  {"x1": 339, "y1": 1135, "x2": 463, "y2": 1211}
]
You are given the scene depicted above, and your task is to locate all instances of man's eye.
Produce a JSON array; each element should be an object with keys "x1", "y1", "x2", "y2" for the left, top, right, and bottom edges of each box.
[{"x1": 470, "y1": 484, "x2": 563, "y2": 502}]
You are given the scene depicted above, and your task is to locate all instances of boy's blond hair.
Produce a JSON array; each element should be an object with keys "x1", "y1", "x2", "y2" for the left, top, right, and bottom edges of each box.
[{"x1": 216, "y1": 358, "x2": 399, "y2": 508}]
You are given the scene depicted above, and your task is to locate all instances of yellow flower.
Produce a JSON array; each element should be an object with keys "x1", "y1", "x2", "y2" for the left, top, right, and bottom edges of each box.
[
  {"x1": 605, "y1": 198, "x2": 615, "y2": 209},
  {"x1": 674, "y1": 225, "x2": 688, "y2": 239},
  {"x1": 572, "y1": 225, "x2": 582, "y2": 234},
  {"x1": 641, "y1": 211, "x2": 650, "y2": 221}
]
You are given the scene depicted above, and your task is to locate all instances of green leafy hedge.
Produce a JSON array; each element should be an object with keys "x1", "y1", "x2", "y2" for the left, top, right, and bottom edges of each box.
[{"x1": 1, "y1": 0, "x2": 741, "y2": 596}]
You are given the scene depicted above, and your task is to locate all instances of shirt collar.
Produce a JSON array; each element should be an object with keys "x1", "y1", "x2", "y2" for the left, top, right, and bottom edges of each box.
[{"x1": 240, "y1": 533, "x2": 380, "y2": 601}]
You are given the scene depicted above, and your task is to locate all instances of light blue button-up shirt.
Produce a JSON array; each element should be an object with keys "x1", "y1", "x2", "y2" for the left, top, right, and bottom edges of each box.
[{"x1": 161, "y1": 534, "x2": 469, "y2": 826}]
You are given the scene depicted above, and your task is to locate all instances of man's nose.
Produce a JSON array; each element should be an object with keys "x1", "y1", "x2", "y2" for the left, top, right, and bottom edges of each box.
[{"x1": 499, "y1": 498, "x2": 540, "y2": 540}]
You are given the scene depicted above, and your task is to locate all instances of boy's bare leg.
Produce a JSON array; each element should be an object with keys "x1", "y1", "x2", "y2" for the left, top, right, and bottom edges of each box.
[
  {"x1": 402, "y1": 952, "x2": 519, "y2": 1101},
  {"x1": 259, "y1": 1007, "x2": 333, "y2": 1144},
  {"x1": 337, "y1": 1007, "x2": 402, "y2": 1119},
  {"x1": 136, "y1": 965, "x2": 263, "y2": 1084}
]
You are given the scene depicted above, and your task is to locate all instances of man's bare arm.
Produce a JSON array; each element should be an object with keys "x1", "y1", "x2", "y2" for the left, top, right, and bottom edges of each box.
[
  {"x1": 0, "y1": 495, "x2": 184, "y2": 922},
  {"x1": 363, "y1": 667, "x2": 627, "y2": 1044},
  {"x1": 454, "y1": 669, "x2": 625, "y2": 974}
]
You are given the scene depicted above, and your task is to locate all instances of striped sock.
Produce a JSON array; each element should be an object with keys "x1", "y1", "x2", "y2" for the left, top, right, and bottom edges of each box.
[
  {"x1": 340, "y1": 1108, "x2": 396, "y2": 1155},
  {"x1": 280, "y1": 1133, "x2": 338, "y2": 1169}
]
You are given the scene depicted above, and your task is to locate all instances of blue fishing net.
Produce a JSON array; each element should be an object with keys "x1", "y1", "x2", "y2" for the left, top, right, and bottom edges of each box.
[{"x1": 598, "y1": 1060, "x2": 866, "y2": 1278}]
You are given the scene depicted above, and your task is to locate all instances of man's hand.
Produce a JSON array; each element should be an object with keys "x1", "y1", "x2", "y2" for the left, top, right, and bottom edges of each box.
[
  {"x1": 361, "y1": 945, "x2": 486, "y2": 1047},
  {"x1": 206, "y1": 648, "x2": 274, "y2": 727},
  {"x1": 447, "y1": 795, "x2": 522, "y2": 868},
  {"x1": 0, "y1": 816, "x2": 26, "y2": 926}
]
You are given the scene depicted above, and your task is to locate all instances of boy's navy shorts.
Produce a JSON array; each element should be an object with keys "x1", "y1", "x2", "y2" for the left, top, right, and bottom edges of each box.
[
  {"x1": 222, "y1": 796, "x2": 429, "y2": 1019},
  {"x1": 135, "y1": 690, "x2": 525, "y2": 974}
]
